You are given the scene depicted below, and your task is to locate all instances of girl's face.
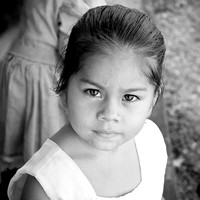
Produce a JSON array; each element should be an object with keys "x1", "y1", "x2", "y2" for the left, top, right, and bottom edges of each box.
[{"x1": 66, "y1": 50, "x2": 157, "y2": 151}]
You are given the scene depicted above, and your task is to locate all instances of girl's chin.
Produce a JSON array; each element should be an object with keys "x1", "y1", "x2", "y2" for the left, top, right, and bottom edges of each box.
[{"x1": 90, "y1": 139, "x2": 123, "y2": 152}]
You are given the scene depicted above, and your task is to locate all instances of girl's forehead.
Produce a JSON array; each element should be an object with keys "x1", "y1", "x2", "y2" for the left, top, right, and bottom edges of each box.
[
  {"x1": 76, "y1": 51, "x2": 152, "y2": 87},
  {"x1": 80, "y1": 49, "x2": 146, "y2": 73}
]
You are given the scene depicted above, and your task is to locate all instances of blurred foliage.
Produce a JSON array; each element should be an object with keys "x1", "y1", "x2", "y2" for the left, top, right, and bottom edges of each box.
[
  {"x1": 148, "y1": 0, "x2": 200, "y2": 13},
  {"x1": 144, "y1": 0, "x2": 200, "y2": 200}
]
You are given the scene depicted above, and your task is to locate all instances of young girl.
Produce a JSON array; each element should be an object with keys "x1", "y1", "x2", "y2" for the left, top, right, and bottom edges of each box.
[
  {"x1": 8, "y1": 5, "x2": 167, "y2": 200},
  {"x1": 0, "y1": 0, "x2": 106, "y2": 163}
]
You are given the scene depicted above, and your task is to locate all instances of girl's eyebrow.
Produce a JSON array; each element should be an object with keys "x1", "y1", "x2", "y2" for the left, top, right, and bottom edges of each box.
[
  {"x1": 79, "y1": 78, "x2": 147, "y2": 92},
  {"x1": 124, "y1": 88, "x2": 147, "y2": 93},
  {"x1": 79, "y1": 78, "x2": 104, "y2": 89}
]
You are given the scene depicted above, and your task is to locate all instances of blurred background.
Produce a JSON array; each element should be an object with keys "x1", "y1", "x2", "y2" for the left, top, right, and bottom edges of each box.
[{"x1": 146, "y1": 0, "x2": 200, "y2": 200}]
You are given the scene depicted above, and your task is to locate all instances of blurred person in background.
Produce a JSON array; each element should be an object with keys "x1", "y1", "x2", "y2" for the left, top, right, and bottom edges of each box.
[{"x1": 0, "y1": 0, "x2": 106, "y2": 166}]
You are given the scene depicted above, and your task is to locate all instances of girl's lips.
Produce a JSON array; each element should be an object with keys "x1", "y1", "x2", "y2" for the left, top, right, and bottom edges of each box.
[{"x1": 93, "y1": 130, "x2": 119, "y2": 138}]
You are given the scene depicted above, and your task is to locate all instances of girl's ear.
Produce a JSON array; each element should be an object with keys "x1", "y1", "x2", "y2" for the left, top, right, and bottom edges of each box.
[
  {"x1": 146, "y1": 91, "x2": 159, "y2": 119},
  {"x1": 153, "y1": 90, "x2": 159, "y2": 107},
  {"x1": 60, "y1": 92, "x2": 68, "y2": 114}
]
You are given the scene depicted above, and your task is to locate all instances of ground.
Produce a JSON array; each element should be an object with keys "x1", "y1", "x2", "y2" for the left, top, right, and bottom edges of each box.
[{"x1": 150, "y1": 0, "x2": 200, "y2": 199}]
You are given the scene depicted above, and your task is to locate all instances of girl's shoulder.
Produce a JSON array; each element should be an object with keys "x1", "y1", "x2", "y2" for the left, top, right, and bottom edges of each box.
[
  {"x1": 145, "y1": 118, "x2": 161, "y2": 129},
  {"x1": 137, "y1": 119, "x2": 164, "y2": 140},
  {"x1": 135, "y1": 119, "x2": 167, "y2": 158}
]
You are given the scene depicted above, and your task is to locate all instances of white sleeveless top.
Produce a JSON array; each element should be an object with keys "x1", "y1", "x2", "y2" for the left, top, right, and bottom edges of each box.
[{"x1": 8, "y1": 120, "x2": 167, "y2": 200}]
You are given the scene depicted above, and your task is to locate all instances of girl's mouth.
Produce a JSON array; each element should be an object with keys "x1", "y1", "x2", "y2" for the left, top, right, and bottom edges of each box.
[{"x1": 93, "y1": 130, "x2": 119, "y2": 138}]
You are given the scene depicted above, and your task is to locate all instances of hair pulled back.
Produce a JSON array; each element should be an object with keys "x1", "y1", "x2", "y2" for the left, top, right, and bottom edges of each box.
[{"x1": 56, "y1": 5, "x2": 166, "y2": 96}]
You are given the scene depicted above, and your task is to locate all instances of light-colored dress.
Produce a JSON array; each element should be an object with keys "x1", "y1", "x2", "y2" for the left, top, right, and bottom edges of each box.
[
  {"x1": 8, "y1": 119, "x2": 168, "y2": 200},
  {"x1": 0, "y1": 0, "x2": 106, "y2": 163}
]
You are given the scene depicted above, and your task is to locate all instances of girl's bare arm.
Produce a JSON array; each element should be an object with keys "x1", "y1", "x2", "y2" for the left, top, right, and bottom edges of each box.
[{"x1": 21, "y1": 175, "x2": 49, "y2": 200}]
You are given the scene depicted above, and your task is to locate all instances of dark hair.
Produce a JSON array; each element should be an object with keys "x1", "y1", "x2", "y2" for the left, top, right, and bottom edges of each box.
[{"x1": 55, "y1": 5, "x2": 166, "y2": 98}]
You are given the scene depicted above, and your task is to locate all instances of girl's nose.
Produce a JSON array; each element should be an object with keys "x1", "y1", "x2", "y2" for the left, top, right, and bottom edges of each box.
[{"x1": 97, "y1": 100, "x2": 121, "y2": 123}]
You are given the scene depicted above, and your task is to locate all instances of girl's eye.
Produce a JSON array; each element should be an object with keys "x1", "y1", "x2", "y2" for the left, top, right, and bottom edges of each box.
[
  {"x1": 85, "y1": 89, "x2": 101, "y2": 97},
  {"x1": 123, "y1": 94, "x2": 138, "y2": 102}
]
